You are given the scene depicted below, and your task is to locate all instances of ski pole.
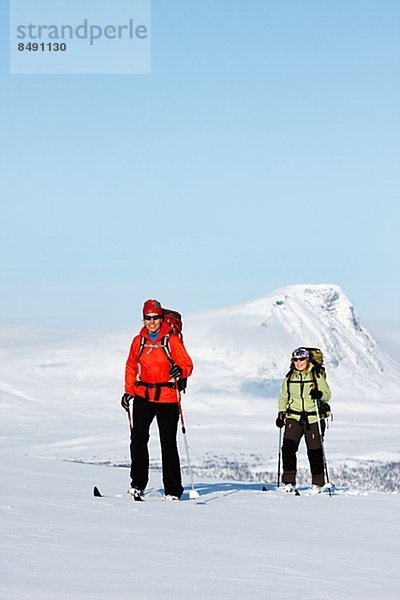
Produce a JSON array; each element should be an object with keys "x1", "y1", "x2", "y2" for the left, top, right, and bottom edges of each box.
[
  {"x1": 175, "y1": 382, "x2": 199, "y2": 500},
  {"x1": 277, "y1": 426, "x2": 282, "y2": 488},
  {"x1": 314, "y1": 400, "x2": 332, "y2": 497}
]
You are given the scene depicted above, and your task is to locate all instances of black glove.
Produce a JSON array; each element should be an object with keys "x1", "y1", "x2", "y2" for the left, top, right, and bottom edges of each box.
[
  {"x1": 169, "y1": 364, "x2": 182, "y2": 379},
  {"x1": 275, "y1": 412, "x2": 286, "y2": 428},
  {"x1": 317, "y1": 400, "x2": 331, "y2": 418},
  {"x1": 121, "y1": 393, "x2": 134, "y2": 411},
  {"x1": 310, "y1": 388, "x2": 323, "y2": 400}
]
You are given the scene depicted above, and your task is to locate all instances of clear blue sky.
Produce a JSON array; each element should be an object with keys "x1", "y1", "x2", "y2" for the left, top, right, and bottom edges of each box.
[{"x1": 1, "y1": 0, "x2": 399, "y2": 329}]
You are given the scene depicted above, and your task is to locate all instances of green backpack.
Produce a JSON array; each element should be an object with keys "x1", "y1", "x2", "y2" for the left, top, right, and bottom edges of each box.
[{"x1": 304, "y1": 347, "x2": 325, "y2": 376}]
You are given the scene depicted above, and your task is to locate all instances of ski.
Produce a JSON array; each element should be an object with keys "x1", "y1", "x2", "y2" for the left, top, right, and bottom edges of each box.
[
  {"x1": 92, "y1": 486, "x2": 193, "y2": 502},
  {"x1": 92, "y1": 486, "x2": 125, "y2": 499},
  {"x1": 129, "y1": 492, "x2": 144, "y2": 502},
  {"x1": 261, "y1": 484, "x2": 340, "y2": 496},
  {"x1": 93, "y1": 485, "x2": 144, "y2": 500},
  {"x1": 262, "y1": 485, "x2": 300, "y2": 495},
  {"x1": 301, "y1": 483, "x2": 337, "y2": 496}
]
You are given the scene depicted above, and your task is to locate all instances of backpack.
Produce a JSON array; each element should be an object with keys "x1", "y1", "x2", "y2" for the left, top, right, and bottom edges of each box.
[
  {"x1": 138, "y1": 307, "x2": 188, "y2": 392},
  {"x1": 163, "y1": 308, "x2": 183, "y2": 337},
  {"x1": 304, "y1": 347, "x2": 325, "y2": 376}
]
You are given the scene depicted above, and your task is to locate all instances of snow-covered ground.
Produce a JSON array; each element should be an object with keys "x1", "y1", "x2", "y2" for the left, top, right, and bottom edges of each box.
[
  {"x1": 1, "y1": 285, "x2": 400, "y2": 598},
  {"x1": 2, "y1": 452, "x2": 400, "y2": 600}
]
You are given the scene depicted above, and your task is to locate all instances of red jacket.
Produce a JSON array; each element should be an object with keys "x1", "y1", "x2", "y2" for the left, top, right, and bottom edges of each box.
[{"x1": 125, "y1": 321, "x2": 193, "y2": 403}]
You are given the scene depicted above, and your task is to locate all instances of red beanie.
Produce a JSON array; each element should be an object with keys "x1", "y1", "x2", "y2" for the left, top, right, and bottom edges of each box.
[{"x1": 142, "y1": 299, "x2": 163, "y2": 316}]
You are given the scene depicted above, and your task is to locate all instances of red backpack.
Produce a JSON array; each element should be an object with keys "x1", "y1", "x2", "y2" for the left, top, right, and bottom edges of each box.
[{"x1": 163, "y1": 308, "x2": 183, "y2": 338}]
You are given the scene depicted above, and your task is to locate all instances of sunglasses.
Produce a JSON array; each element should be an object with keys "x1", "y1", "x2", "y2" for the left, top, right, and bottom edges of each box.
[
  {"x1": 293, "y1": 357, "x2": 307, "y2": 362},
  {"x1": 144, "y1": 315, "x2": 162, "y2": 321}
]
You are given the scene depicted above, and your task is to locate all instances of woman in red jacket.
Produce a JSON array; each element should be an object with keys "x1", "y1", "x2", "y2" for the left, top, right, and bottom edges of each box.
[{"x1": 121, "y1": 299, "x2": 193, "y2": 501}]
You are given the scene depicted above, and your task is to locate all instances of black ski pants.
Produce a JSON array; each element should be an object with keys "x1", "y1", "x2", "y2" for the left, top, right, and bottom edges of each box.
[
  {"x1": 281, "y1": 418, "x2": 325, "y2": 487},
  {"x1": 130, "y1": 395, "x2": 184, "y2": 498}
]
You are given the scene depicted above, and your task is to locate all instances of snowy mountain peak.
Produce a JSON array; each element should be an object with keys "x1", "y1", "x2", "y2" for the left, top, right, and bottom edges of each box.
[
  {"x1": 259, "y1": 284, "x2": 377, "y2": 365},
  {"x1": 270, "y1": 284, "x2": 362, "y2": 328},
  {"x1": 243, "y1": 284, "x2": 361, "y2": 328}
]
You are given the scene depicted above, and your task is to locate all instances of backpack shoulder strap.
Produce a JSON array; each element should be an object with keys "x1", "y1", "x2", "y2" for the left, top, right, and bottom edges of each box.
[
  {"x1": 311, "y1": 366, "x2": 318, "y2": 389},
  {"x1": 163, "y1": 333, "x2": 188, "y2": 393},
  {"x1": 286, "y1": 368, "x2": 294, "y2": 403},
  {"x1": 137, "y1": 334, "x2": 172, "y2": 359},
  {"x1": 161, "y1": 334, "x2": 174, "y2": 364},
  {"x1": 137, "y1": 335, "x2": 146, "y2": 360}
]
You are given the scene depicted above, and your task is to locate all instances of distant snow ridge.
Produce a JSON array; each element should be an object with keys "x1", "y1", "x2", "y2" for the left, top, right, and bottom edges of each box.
[{"x1": 187, "y1": 283, "x2": 400, "y2": 397}]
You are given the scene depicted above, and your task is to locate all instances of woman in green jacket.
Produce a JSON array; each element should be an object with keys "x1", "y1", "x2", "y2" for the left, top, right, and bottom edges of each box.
[{"x1": 276, "y1": 347, "x2": 331, "y2": 493}]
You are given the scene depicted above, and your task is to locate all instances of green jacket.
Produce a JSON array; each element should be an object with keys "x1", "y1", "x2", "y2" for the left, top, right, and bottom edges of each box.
[{"x1": 278, "y1": 364, "x2": 331, "y2": 424}]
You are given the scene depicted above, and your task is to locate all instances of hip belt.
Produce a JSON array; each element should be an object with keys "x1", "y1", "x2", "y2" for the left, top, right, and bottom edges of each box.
[
  {"x1": 135, "y1": 380, "x2": 175, "y2": 402},
  {"x1": 287, "y1": 409, "x2": 317, "y2": 416},
  {"x1": 287, "y1": 409, "x2": 317, "y2": 429}
]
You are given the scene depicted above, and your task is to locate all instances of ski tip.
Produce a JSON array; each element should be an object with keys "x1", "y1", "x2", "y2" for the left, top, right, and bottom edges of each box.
[{"x1": 93, "y1": 486, "x2": 102, "y2": 497}]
